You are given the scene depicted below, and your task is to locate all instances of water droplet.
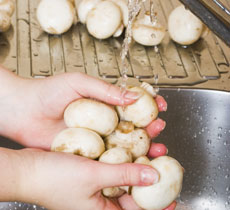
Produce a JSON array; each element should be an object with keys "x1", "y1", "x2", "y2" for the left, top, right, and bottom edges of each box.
[{"x1": 207, "y1": 139, "x2": 212, "y2": 145}]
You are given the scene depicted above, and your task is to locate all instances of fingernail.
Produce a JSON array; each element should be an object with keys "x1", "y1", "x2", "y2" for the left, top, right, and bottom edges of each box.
[
  {"x1": 141, "y1": 168, "x2": 159, "y2": 185},
  {"x1": 124, "y1": 91, "x2": 142, "y2": 100}
]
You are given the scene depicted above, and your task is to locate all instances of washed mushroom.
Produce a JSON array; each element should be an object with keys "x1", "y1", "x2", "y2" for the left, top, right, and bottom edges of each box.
[
  {"x1": 0, "y1": 11, "x2": 11, "y2": 32},
  {"x1": 78, "y1": 0, "x2": 128, "y2": 38},
  {"x1": 36, "y1": 0, "x2": 76, "y2": 34},
  {"x1": 86, "y1": 1, "x2": 122, "y2": 39},
  {"x1": 168, "y1": 5, "x2": 204, "y2": 45},
  {"x1": 132, "y1": 12, "x2": 166, "y2": 46},
  {"x1": 99, "y1": 147, "x2": 132, "y2": 197},
  {"x1": 105, "y1": 121, "x2": 150, "y2": 159},
  {"x1": 51, "y1": 127, "x2": 105, "y2": 159},
  {"x1": 0, "y1": 0, "x2": 15, "y2": 17},
  {"x1": 64, "y1": 98, "x2": 118, "y2": 136},
  {"x1": 132, "y1": 156, "x2": 184, "y2": 210},
  {"x1": 116, "y1": 84, "x2": 158, "y2": 128}
]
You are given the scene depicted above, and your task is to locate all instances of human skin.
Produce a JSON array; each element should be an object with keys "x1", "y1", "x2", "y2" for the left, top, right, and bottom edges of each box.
[{"x1": 0, "y1": 65, "x2": 175, "y2": 210}]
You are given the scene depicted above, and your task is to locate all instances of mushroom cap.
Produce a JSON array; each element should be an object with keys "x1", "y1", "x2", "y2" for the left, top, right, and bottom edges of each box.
[
  {"x1": 132, "y1": 156, "x2": 183, "y2": 210},
  {"x1": 0, "y1": 11, "x2": 11, "y2": 32},
  {"x1": 64, "y1": 98, "x2": 118, "y2": 136},
  {"x1": 86, "y1": 1, "x2": 122, "y2": 39},
  {"x1": 0, "y1": 0, "x2": 15, "y2": 17},
  {"x1": 77, "y1": 0, "x2": 101, "y2": 24},
  {"x1": 109, "y1": 0, "x2": 128, "y2": 26},
  {"x1": 36, "y1": 0, "x2": 75, "y2": 34},
  {"x1": 116, "y1": 86, "x2": 158, "y2": 127},
  {"x1": 132, "y1": 14, "x2": 166, "y2": 46},
  {"x1": 105, "y1": 127, "x2": 150, "y2": 159},
  {"x1": 51, "y1": 127, "x2": 105, "y2": 159},
  {"x1": 168, "y1": 5, "x2": 203, "y2": 45},
  {"x1": 99, "y1": 147, "x2": 132, "y2": 164}
]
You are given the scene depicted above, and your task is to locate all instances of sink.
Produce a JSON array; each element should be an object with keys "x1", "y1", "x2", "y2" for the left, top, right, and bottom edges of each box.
[{"x1": 0, "y1": 88, "x2": 229, "y2": 210}]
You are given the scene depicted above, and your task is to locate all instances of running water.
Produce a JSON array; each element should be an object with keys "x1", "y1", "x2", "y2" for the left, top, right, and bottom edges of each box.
[
  {"x1": 120, "y1": 0, "x2": 159, "y2": 98},
  {"x1": 120, "y1": 0, "x2": 146, "y2": 100}
]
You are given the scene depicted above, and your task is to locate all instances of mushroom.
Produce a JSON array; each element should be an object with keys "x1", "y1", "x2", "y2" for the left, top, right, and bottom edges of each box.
[
  {"x1": 64, "y1": 98, "x2": 118, "y2": 136},
  {"x1": 105, "y1": 121, "x2": 150, "y2": 159},
  {"x1": 0, "y1": 0, "x2": 15, "y2": 17},
  {"x1": 132, "y1": 156, "x2": 184, "y2": 210},
  {"x1": 36, "y1": 0, "x2": 76, "y2": 35},
  {"x1": 86, "y1": 1, "x2": 122, "y2": 39},
  {"x1": 99, "y1": 147, "x2": 132, "y2": 197},
  {"x1": 0, "y1": 11, "x2": 11, "y2": 32},
  {"x1": 116, "y1": 84, "x2": 158, "y2": 128},
  {"x1": 51, "y1": 127, "x2": 105, "y2": 159},
  {"x1": 168, "y1": 5, "x2": 204, "y2": 45},
  {"x1": 132, "y1": 12, "x2": 166, "y2": 46}
]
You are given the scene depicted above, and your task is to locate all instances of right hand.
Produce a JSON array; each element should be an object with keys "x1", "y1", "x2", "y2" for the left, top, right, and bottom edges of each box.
[{"x1": 16, "y1": 148, "x2": 160, "y2": 210}]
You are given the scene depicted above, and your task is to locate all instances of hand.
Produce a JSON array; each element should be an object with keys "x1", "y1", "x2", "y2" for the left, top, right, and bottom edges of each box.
[
  {"x1": 0, "y1": 69, "x2": 167, "y2": 151},
  {"x1": 13, "y1": 148, "x2": 173, "y2": 210}
]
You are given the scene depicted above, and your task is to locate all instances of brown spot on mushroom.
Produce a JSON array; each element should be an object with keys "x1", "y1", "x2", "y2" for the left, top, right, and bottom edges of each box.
[{"x1": 54, "y1": 144, "x2": 68, "y2": 152}]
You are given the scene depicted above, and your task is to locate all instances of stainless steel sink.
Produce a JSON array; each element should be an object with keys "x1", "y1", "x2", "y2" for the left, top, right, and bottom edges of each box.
[{"x1": 0, "y1": 88, "x2": 229, "y2": 210}]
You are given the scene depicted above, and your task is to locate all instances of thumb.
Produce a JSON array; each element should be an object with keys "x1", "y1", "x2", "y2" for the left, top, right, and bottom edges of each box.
[
  {"x1": 64, "y1": 72, "x2": 140, "y2": 105},
  {"x1": 95, "y1": 162, "x2": 159, "y2": 190}
]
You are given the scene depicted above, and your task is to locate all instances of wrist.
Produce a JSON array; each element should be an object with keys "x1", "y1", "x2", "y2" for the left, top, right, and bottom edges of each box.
[{"x1": 0, "y1": 66, "x2": 27, "y2": 141}]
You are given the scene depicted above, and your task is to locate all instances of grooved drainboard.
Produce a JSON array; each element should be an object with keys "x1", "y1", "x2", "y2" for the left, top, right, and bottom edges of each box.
[{"x1": 0, "y1": 0, "x2": 229, "y2": 91}]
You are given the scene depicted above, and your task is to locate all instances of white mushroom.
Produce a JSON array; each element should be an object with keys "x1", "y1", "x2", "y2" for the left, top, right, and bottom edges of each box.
[
  {"x1": 132, "y1": 13, "x2": 166, "y2": 46},
  {"x1": 77, "y1": 0, "x2": 101, "y2": 24},
  {"x1": 99, "y1": 147, "x2": 132, "y2": 197},
  {"x1": 132, "y1": 156, "x2": 184, "y2": 210},
  {"x1": 51, "y1": 127, "x2": 105, "y2": 159},
  {"x1": 0, "y1": 11, "x2": 11, "y2": 32},
  {"x1": 0, "y1": 0, "x2": 15, "y2": 17},
  {"x1": 168, "y1": 5, "x2": 204, "y2": 45},
  {"x1": 86, "y1": 1, "x2": 122, "y2": 39},
  {"x1": 64, "y1": 98, "x2": 118, "y2": 136},
  {"x1": 116, "y1": 85, "x2": 158, "y2": 127},
  {"x1": 36, "y1": 0, "x2": 75, "y2": 34},
  {"x1": 105, "y1": 121, "x2": 150, "y2": 159}
]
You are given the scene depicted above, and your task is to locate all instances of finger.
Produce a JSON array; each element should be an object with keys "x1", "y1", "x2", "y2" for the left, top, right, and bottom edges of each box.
[
  {"x1": 148, "y1": 143, "x2": 168, "y2": 158},
  {"x1": 163, "y1": 201, "x2": 177, "y2": 210},
  {"x1": 146, "y1": 118, "x2": 166, "y2": 139},
  {"x1": 118, "y1": 194, "x2": 142, "y2": 210},
  {"x1": 95, "y1": 163, "x2": 159, "y2": 190},
  {"x1": 65, "y1": 73, "x2": 140, "y2": 105},
  {"x1": 155, "y1": 95, "x2": 167, "y2": 112}
]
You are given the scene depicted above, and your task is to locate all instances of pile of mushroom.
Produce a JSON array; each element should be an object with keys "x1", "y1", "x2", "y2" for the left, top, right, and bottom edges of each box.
[
  {"x1": 36, "y1": 0, "x2": 76, "y2": 35},
  {"x1": 51, "y1": 82, "x2": 184, "y2": 210},
  {"x1": 77, "y1": 0, "x2": 128, "y2": 39},
  {"x1": 0, "y1": 0, "x2": 15, "y2": 32}
]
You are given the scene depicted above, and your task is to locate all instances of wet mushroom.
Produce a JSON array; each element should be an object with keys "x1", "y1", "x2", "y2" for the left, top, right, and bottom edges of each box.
[
  {"x1": 168, "y1": 5, "x2": 204, "y2": 45},
  {"x1": 64, "y1": 98, "x2": 119, "y2": 136},
  {"x1": 132, "y1": 156, "x2": 184, "y2": 210},
  {"x1": 51, "y1": 127, "x2": 105, "y2": 159},
  {"x1": 132, "y1": 12, "x2": 166, "y2": 46},
  {"x1": 36, "y1": 0, "x2": 76, "y2": 34}
]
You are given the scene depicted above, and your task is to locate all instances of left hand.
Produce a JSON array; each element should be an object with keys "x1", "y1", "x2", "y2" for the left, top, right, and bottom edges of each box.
[{"x1": 0, "y1": 70, "x2": 167, "y2": 151}]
